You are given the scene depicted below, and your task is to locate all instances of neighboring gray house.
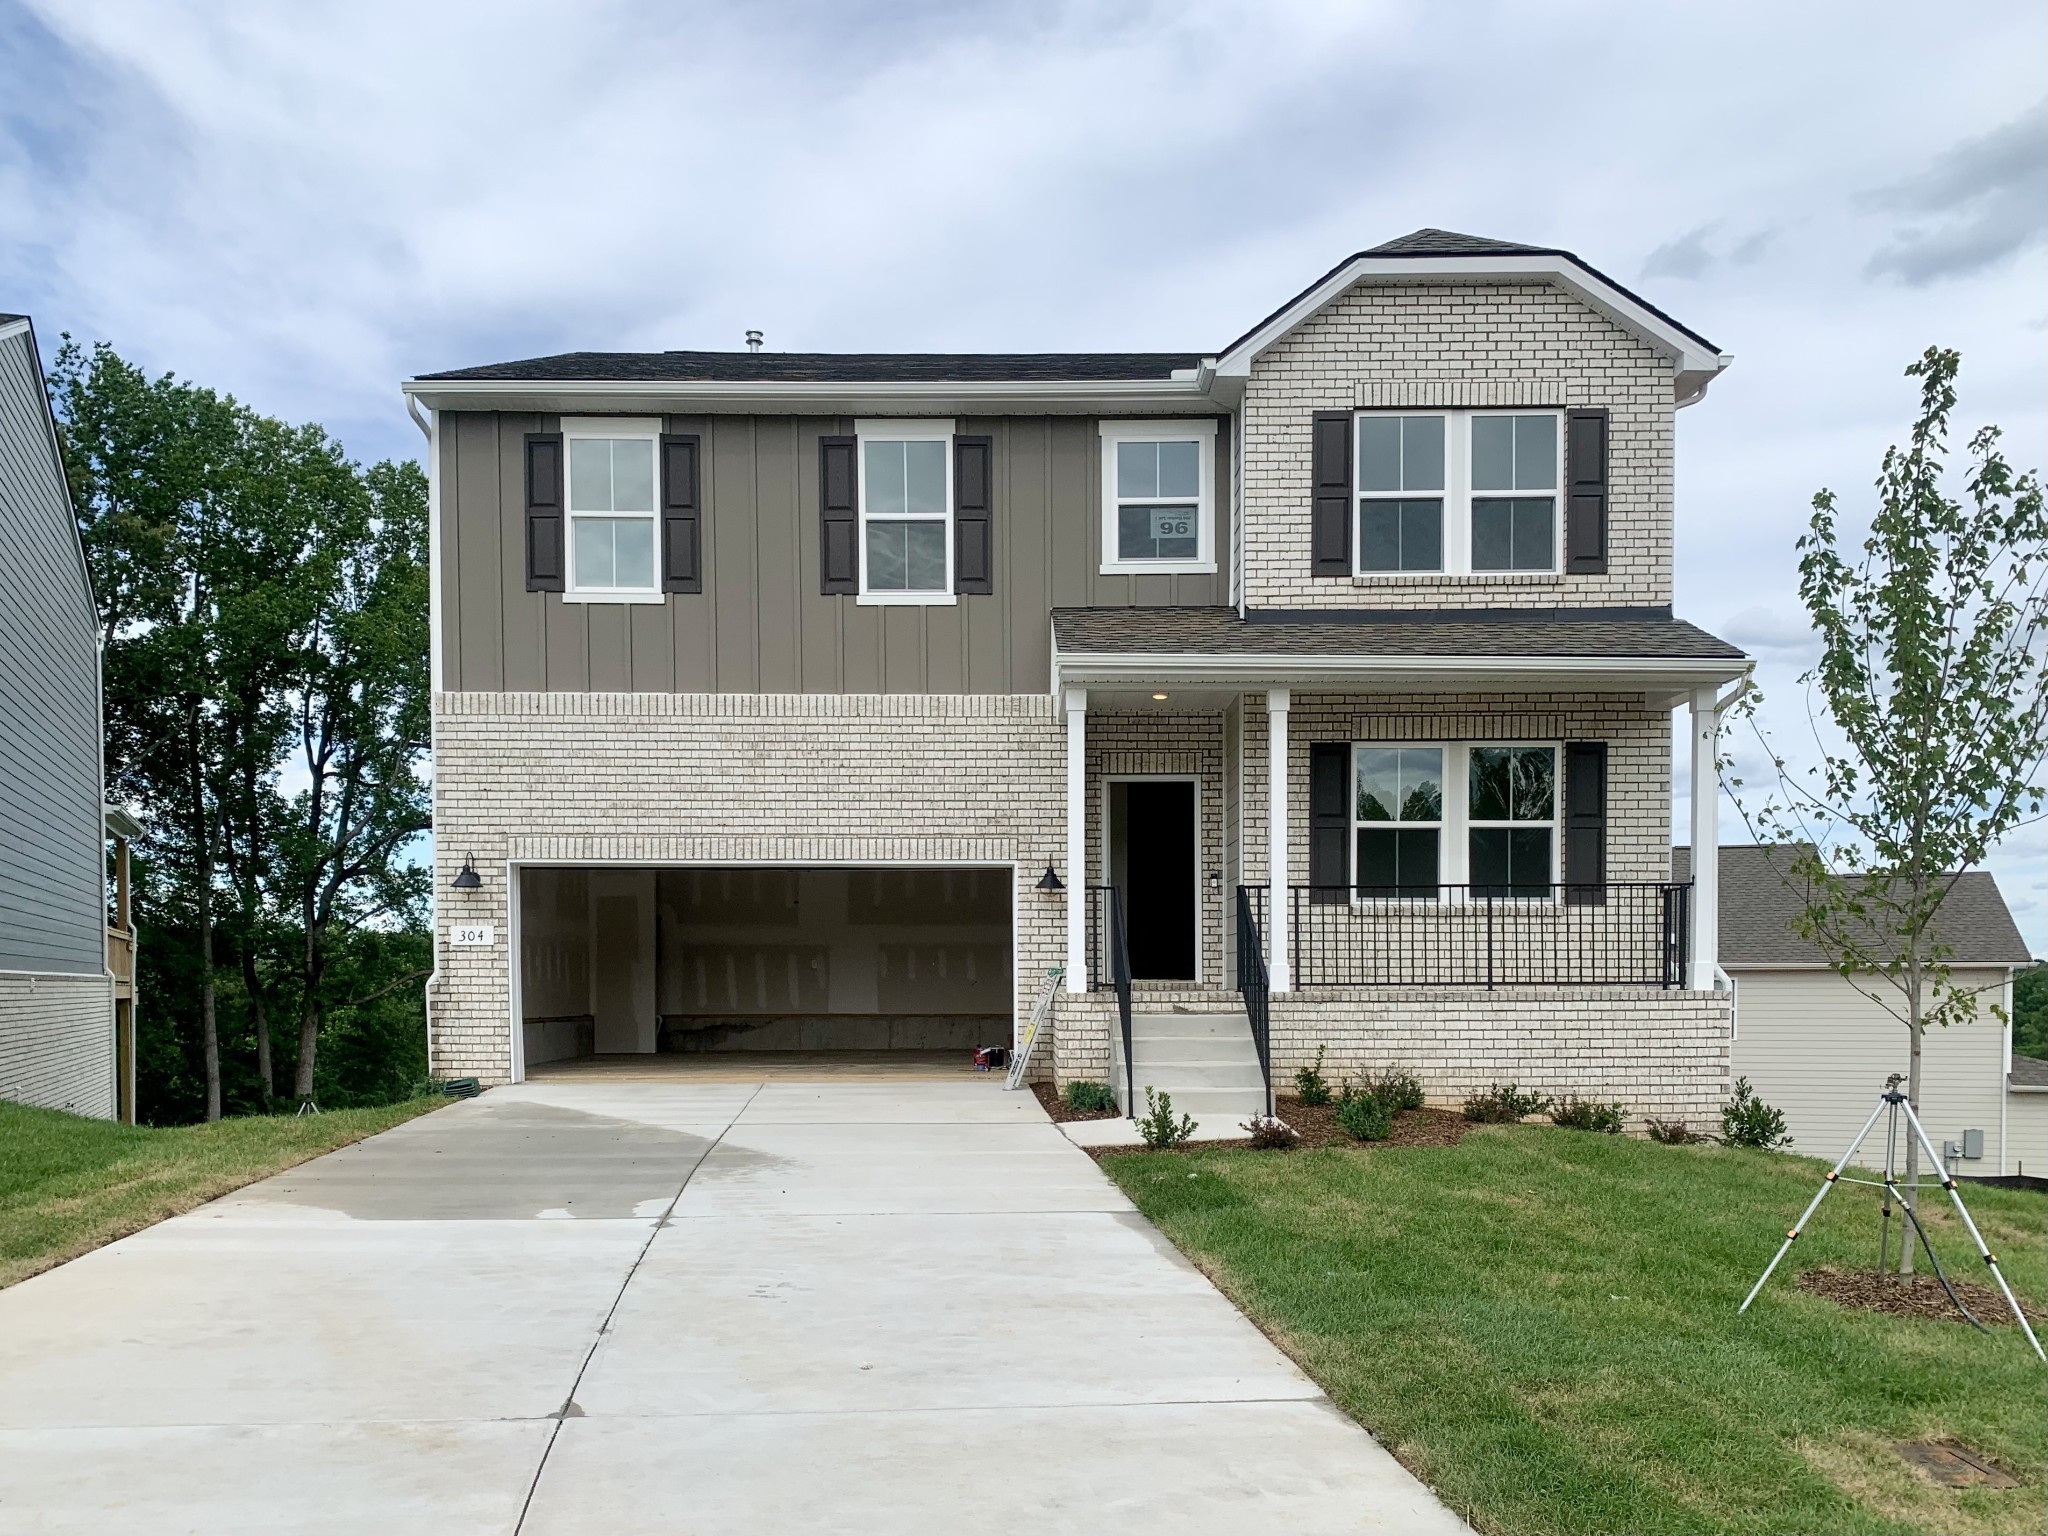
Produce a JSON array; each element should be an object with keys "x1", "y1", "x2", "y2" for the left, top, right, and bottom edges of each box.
[
  {"x1": 405, "y1": 230, "x2": 1749, "y2": 1124},
  {"x1": 1677, "y1": 846, "x2": 2038, "y2": 1173},
  {"x1": 0, "y1": 313, "x2": 120, "y2": 1120}
]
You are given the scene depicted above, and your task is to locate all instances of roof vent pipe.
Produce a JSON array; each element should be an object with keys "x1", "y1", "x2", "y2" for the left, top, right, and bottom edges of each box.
[{"x1": 745, "y1": 329, "x2": 763, "y2": 353}]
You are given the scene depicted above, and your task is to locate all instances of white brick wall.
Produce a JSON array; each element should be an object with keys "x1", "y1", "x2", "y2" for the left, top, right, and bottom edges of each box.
[
  {"x1": 0, "y1": 972, "x2": 115, "y2": 1119},
  {"x1": 1240, "y1": 279, "x2": 1674, "y2": 609},
  {"x1": 431, "y1": 691, "x2": 1070, "y2": 1082}
]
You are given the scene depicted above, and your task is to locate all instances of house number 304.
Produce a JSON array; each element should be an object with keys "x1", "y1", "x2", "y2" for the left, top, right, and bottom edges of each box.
[{"x1": 449, "y1": 923, "x2": 496, "y2": 947}]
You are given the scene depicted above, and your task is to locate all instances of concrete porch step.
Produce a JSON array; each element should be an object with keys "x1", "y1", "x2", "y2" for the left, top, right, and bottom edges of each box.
[
  {"x1": 1126, "y1": 1084, "x2": 1267, "y2": 1121},
  {"x1": 1129, "y1": 1060, "x2": 1265, "y2": 1090}
]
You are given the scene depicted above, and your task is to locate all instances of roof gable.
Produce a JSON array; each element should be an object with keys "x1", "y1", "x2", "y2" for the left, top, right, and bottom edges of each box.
[{"x1": 1214, "y1": 230, "x2": 1732, "y2": 402}]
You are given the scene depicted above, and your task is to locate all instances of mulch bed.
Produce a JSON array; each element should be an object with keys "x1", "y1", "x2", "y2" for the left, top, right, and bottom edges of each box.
[
  {"x1": 1277, "y1": 1097, "x2": 1478, "y2": 1151},
  {"x1": 1795, "y1": 1265, "x2": 2047, "y2": 1327},
  {"x1": 1031, "y1": 1082, "x2": 1119, "y2": 1123}
]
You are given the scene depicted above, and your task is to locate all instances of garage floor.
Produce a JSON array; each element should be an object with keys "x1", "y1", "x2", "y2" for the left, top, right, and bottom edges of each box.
[
  {"x1": 0, "y1": 1080, "x2": 1469, "y2": 1534},
  {"x1": 529, "y1": 1049, "x2": 979, "y2": 1082}
]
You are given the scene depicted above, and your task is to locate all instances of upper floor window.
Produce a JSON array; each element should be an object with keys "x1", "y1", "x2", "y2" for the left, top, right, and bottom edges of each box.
[
  {"x1": 858, "y1": 419, "x2": 953, "y2": 603},
  {"x1": 1100, "y1": 419, "x2": 1216, "y2": 575},
  {"x1": 565, "y1": 418, "x2": 661, "y2": 600},
  {"x1": 1354, "y1": 410, "x2": 1560, "y2": 578}
]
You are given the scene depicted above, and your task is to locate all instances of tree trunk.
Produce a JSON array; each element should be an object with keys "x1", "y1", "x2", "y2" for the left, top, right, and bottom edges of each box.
[
  {"x1": 242, "y1": 938, "x2": 272, "y2": 1107},
  {"x1": 192, "y1": 714, "x2": 221, "y2": 1124},
  {"x1": 292, "y1": 920, "x2": 326, "y2": 1101},
  {"x1": 1899, "y1": 948, "x2": 1923, "y2": 1277}
]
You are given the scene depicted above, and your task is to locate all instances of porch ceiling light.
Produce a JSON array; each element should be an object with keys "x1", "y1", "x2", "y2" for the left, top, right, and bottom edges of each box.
[
  {"x1": 1152, "y1": 691, "x2": 1169, "y2": 701},
  {"x1": 451, "y1": 855, "x2": 482, "y2": 891},
  {"x1": 1035, "y1": 864, "x2": 1065, "y2": 893}
]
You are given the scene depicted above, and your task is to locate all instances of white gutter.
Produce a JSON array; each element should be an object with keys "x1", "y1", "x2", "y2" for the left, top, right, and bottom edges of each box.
[
  {"x1": 401, "y1": 375, "x2": 1225, "y2": 417},
  {"x1": 407, "y1": 396, "x2": 441, "y2": 1077},
  {"x1": 1053, "y1": 649, "x2": 1750, "y2": 690}
]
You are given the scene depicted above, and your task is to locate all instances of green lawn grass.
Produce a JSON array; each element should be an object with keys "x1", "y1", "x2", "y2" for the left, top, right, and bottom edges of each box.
[
  {"x1": 1102, "y1": 1127, "x2": 2048, "y2": 1536},
  {"x1": 0, "y1": 1096, "x2": 446, "y2": 1289}
]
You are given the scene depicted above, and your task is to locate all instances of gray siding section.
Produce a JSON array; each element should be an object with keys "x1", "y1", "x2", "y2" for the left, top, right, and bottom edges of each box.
[
  {"x1": 0, "y1": 327, "x2": 105, "y2": 975},
  {"x1": 441, "y1": 412, "x2": 1230, "y2": 694}
]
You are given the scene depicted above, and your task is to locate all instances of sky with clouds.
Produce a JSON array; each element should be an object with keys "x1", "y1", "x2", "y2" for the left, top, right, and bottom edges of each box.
[{"x1": 3, "y1": 0, "x2": 2043, "y2": 946}]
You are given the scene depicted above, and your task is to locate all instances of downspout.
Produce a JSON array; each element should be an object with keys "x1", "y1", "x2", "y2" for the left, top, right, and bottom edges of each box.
[{"x1": 408, "y1": 394, "x2": 441, "y2": 1077}]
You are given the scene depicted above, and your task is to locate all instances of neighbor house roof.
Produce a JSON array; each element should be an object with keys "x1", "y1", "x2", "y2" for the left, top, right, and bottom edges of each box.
[
  {"x1": 1052, "y1": 605, "x2": 1748, "y2": 691},
  {"x1": 416, "y1": 350, "x2": 1207, "y2": 384},
  {"x1": 2011, "y1": 1054, "x2": 2048, "y2": 1090},
  {"x1": 1673, "y1": 845, "x2": 2034, "y2": 968}
]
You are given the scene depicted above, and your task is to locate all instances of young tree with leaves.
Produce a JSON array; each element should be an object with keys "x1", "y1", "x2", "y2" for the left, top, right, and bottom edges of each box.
[{"x1": 1730, "y1": 347, "x2": 2046, "y2": 1273}]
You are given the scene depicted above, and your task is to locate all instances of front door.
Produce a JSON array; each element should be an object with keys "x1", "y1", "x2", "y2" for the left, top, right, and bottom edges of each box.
[{"x1": 1108, "y1": 780, "x2": 1197, "y2": 980}]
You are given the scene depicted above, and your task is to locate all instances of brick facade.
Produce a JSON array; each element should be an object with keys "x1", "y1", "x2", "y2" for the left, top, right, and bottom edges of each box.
[
  {"x1": 1240, "y1": 279, "x2": 1674, "y2": 610},
  {"x1": 0, "y1": 972, "x2": 114, "y2": 1119}
]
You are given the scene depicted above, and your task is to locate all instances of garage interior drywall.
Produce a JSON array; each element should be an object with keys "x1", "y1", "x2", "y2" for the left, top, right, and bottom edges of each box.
[{"x1": 518, "y1": 865, "x2": 1012, "y2": 1062}]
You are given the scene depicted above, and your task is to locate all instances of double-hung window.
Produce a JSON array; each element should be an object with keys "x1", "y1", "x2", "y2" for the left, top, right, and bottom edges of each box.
[
  {"x1": 564, "y1": 418, "x2": 661, "y2": 600},
  {"x1": 857, "y1": 419, "x2": 952, "y2": 602},
  {"x1": 1354, "y1": 410, "x2": 1561, "y2": 577},
  {"x1": 1099, "y1": 419, "x2": 1216, "y2": 574},
  {"x1": 1349, "y1": 741, "x2": 1560, "y2": 898}
]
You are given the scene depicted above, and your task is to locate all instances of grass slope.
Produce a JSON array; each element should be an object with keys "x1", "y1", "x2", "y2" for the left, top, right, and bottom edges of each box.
[
  {"x1": 1104, "y1": 1127, "x2": 2047, "y2": 1536},
  {"x1": 1, "y1": 1097, "x2": 445, "y2": 1289}
]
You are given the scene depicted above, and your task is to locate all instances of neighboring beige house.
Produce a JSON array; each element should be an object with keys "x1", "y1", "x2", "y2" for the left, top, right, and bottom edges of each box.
[
  {"x1": 1678, "y1": 846, "x2": 2039, "y2": 1175},
  {"x1": 404, "y1": 229, "x2": 1750, "y2": 1123}
]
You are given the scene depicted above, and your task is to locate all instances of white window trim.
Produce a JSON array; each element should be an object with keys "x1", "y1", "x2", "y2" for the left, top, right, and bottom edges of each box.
[
  {"x1": 1352, "y1": 409, "x2": 1563, "y2": 580},
  {"x1": 855, "y1": 417, "x2": 956, "y2": 606},
  {"x1": 561, "y1": 416, "x2": 666, "y2": 602},
  {"x1": 1098, "y1": 418, "x2": 1217, "y2": 575},
  {"x1": 1348, "y1": 740, "x2": 1562, "y2": 899}
]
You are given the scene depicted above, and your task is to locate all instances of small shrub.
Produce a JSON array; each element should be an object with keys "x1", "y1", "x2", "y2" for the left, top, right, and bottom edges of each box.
[
  {"x1": 1336, "y1": 1092, "x2": 1394, "y2": 1142},
  {"x1": 1135, "y1": 1087, "x2": 1198, "y2": 1149},
  {"x1": 1240, "y1": 1114, "x2": 1299, "y2": 1150},
  {"x1": 1366, "y1": 1071, "x2": 1426, "y2": 1113},
  {"x1": 1063, "y1": 1080, "x2": 1118, "y2": 1114},
  {"x1": 1550, "y1": 1096, "x2": 1627, "y2": 1134},
  {"x1": 1462, "y1": 1083, "x2": 1550, "y2": 1123},
  {"x1": 1294, "y1": 1046, "x2": 1332, "y2": 1106},
  {"x1": 1645, "y1": 1116, "x2": 1700, "y2": 1144},
  {"x1": 1721, "y1": 1077, "x2": 1793, "y2": 1150}
]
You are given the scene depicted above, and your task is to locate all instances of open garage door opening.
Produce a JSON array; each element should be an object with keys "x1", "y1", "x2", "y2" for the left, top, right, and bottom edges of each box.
[{"x1": 517, "y1": 865, "x2": 1014, "y2": 1073}]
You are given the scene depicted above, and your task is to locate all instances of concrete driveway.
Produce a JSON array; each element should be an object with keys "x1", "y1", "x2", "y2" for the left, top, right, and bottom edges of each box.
[{"x1": 0, "y1": 1078, "x2": 1467, "y2": 1534}]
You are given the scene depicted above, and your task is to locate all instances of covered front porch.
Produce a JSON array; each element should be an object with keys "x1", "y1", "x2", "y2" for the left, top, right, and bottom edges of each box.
[{"x1": 1048, "y1": 605, "x2": 1749, "y2": 1121}]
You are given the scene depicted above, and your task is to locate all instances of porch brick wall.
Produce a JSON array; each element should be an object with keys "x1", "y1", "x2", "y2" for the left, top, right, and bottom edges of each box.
[
  {"x1": 0, "y1": 971, "x2": 115, "y2": 1120},
  {"x1": 1240, "y1": 280, "x2": 1674, "y2": 610},
  {"x1": 1269, "y1": 988, "x2": 1730, "y2": 1129},
  {"x1": 430, "y1": 691, "x2": 1069, "y2": 1083}
]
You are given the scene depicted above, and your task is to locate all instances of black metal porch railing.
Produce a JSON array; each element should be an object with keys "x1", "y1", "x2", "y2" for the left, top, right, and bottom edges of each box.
[
  {"x1": 1237, "y1": 882, "x2": 1692, "y2": 989},
  {"x1": 1085, "y1": 885, "x2": 1135, "y2": 1110},
  {"x1": 1235, "y1": 887, "x2": 1274, "y2": 1115}
]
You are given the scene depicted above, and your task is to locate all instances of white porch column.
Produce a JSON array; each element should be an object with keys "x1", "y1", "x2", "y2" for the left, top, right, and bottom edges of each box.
[
  {"x1": 1688, "y1": 686, "x2": 1720, "y2": 990},
  {"x1": 1267, "y1": 687, "x2": 1291, "y2": 993},
  {"x1": 1064, "y1": 686, "x2": 1088, "y2": 993}
]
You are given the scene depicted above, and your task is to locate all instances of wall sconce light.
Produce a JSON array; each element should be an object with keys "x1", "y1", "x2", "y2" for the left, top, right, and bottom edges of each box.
[
  {"x1": 1034, "y1": 864, "x2": 1065, "y2": 892},
  {"x1": 451, "y1": 855, "x2": 482, "y2": 890}
]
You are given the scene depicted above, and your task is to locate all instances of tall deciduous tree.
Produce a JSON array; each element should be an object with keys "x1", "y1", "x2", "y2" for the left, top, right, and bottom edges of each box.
[{"x1": 1730, "y1": 347, "x2": 2047, "y2": 1271}]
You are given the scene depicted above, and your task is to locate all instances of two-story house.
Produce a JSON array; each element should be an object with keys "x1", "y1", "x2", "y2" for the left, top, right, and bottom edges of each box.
[{"x1": 403, "y1": 229, "x2": 1748, "y2": 1126}]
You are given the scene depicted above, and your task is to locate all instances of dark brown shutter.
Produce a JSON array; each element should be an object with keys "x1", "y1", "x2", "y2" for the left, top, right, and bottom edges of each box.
[
  {"x1": 1311, "y1": 411, "x2": 1352, "y2": 575},
  {"x1": 819, "y1": 435, "x2": 858, "y2": 594},
  {"x1": 1565, "y1": 409, "x2": 1609, "y2": 575},
  {"x1": 953, "y1": 434, "x2": 993, "y2": 595},
  {"x1": 524, "y1": 432, "x2": 564, "y2": 592},
  {"x1": 660, "y1": 434, "x2": 701, "y2": 594},
  {"x1": 1309, "y1": 742, "x2": 1350, "y2": 903},
  {"x1": 1563, "y1": 741, "x2": 1608, "y2": 905}
]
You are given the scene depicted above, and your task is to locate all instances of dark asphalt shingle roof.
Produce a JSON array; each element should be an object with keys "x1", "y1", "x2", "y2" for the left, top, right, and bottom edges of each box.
[
  {"x1": 1052, "y1": 605, "x2": 1745, "y2": 660},
  {"x1": 1673, "y1": 845, "x2": 2034, "y2": 968},
  {"x1": 1366, "y1": 229, "x2": 1558, "y2": 256},
  {"x1": 2012, "y1": 1053, "x2": 2048, "y2": 1089},
  {"x1": 0, "y1": 312, "x2": 25, "y2": 325},
  {"x1": 417, "y1": 350, "x2": 1206, "y2": 384}
]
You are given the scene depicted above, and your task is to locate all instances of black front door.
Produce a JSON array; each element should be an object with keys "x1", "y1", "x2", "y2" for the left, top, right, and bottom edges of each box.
[{"x1": 1109, "y1": 780, "x2": 1197, "y2": 980}]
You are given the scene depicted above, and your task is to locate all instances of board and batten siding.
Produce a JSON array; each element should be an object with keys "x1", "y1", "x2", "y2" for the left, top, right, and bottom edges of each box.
[
  {"x1": 1729, "y1": 967, "x2": 2018, "y2": 1173},
  {"x1": 0, "y1": 326, "x2": 105, "y2": 976},
  {"x1": 438, "y1": 412, "x2": 1229, "y2": 695}
]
